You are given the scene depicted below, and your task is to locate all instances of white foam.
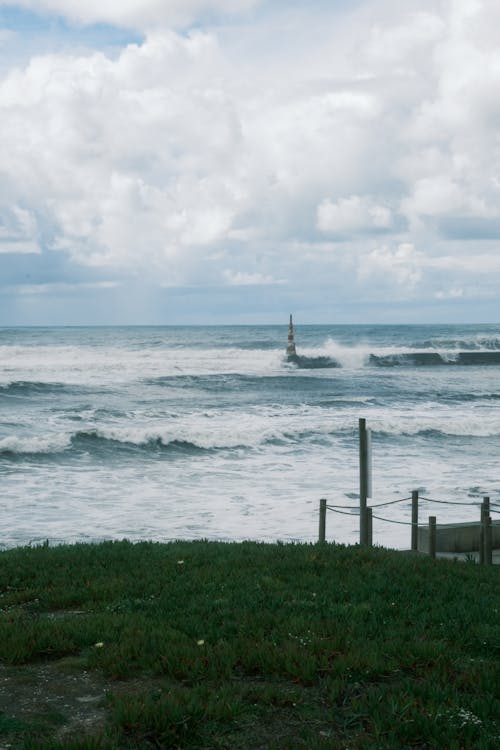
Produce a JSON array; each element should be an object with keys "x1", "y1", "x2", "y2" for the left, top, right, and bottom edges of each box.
[
  {"x1": 298, "y1": 338, "x2": 371, "y2": 368},
  {"x1": 369, "y1": 411, "x2": 500, "y2": 437},
  {"x1": 0, "y1": 344, "x2": 286, "y2": 386},
  {"x1": 84, "y1": 406, "x2": 351, "y2": 450},
  {"x1": 0, "y1": 433, "x2": 72, "y2": 454}
]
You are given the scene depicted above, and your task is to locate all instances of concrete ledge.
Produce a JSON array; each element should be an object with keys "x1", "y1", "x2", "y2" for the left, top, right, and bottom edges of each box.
[
  {"x1": 418, "y1": 520, "x2": 500, "y2": 553},
  {"x1": 435, "y1": 550, "x2": 500, "y2": 564}
]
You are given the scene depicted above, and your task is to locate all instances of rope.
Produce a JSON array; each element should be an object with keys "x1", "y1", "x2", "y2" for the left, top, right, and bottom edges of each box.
[
  {"x1": 419, "y1": 496, "x2": 482, "y2": 507},
  {"x1": 370, "y1": 496, "x2": 412, "y2": 508},
  {"x1": 371, "y1": 514, "x2": 415, "y2": 526},
  {"x1": 326, "y1": 506, "x2": 360, "y2": 517},
  {"x1": 326, "y1": 505, "x2": 359, "y2": 510},
  {"x1": 324, "y1": 497, "x2": 500, "y2": 520},
  {"x1": 326, "y1": 507, "x2": 499, "y2": 527},
  {"x1": 325, "y1": 496, "x2": 499, "y2": 511},
  {"x1": 326, "y1": 496, "x2": 411, "y2": 511}
]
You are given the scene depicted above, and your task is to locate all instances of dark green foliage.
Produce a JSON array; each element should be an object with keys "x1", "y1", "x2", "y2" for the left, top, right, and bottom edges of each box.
[
  {"x1": 21, "y1": 738, "x2": 117, "y2": 749},
  {"x1": 0, "y1": 540, "x2": 498, "y2": 748},
  {"x1": 0, "y1": 709, "x2": 66, "y2": 747},
  {"x1": 0, "y1": 712, "x2": 31, "y2": 735}
]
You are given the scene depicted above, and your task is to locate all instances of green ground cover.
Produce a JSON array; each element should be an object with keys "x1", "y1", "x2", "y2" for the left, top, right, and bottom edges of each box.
[{"x1": 0, "y1": 540, "x2": 498, "y2": 748}]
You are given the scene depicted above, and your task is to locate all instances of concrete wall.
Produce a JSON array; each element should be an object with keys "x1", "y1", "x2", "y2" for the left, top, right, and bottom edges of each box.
[{"x1": 418, "y1": 520, "x2": 500, "y2": 553}]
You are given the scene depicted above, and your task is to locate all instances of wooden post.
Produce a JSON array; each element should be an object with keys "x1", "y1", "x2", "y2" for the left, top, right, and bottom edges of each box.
[
  {"x1": 411, "y1": 490, "x2": 419, "y2": 552},
  {"x1": 359, "y1": 418, "x2": 370, "y2": 545},
  {"x1": 429, "y1": 516, "x2": 436, "y2": 559},
  {"x1": 366, "y1": 428, "x2": 372, "y2": 500},
  {"x1": 319, "y1": 498, "x2": 327, "y2": 544},
  {"x1": 367, "y1": 507, "x2": 373, "y2": 547},
  {"x1": 480, "y1": 497, "x2": 490, "y2": 564},
  {"x1": 484, "y1": 515, "x2": 493, "y2": 566},
  {"x1": 480, "y1": 504, "x2": 484, "y2": 565}
]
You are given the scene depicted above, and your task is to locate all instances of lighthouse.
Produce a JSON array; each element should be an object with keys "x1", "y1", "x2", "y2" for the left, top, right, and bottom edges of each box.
[{"x1": 286, "y1": 314, "x2": 297, "y2": 358}]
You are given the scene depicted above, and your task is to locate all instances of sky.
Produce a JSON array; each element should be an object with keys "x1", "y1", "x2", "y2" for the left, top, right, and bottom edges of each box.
[{"x1": 0, "y1": 0, "x2": 500, "y2": 325}]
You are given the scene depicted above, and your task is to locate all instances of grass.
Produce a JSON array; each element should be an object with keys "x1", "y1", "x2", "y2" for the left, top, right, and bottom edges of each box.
[{"x1": 0, "y1": 539, "x2": 498, "y2": 748}]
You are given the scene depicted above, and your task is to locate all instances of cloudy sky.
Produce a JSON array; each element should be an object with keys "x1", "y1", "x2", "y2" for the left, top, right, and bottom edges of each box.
[{"x1": 0, "y1": 0, "x2": 499, "y2": 325}]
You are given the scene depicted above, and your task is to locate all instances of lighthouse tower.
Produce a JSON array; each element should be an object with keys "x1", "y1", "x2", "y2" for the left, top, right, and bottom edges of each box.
[{"x1": 286, "y1": 314, "x2": 297, "y2": 358}]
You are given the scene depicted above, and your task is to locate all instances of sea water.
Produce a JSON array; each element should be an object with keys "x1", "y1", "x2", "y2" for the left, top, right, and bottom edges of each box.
[{"x1": 1, "y1": 324, "x2": 499, "y2": 549}]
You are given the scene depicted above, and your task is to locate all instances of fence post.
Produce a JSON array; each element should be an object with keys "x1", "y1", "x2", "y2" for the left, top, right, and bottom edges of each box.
[
  {"x1": 484, "y1": 514, "x2": 493, "y2": 566},
  {"x1": 480, "y1": 497, "x2": 490, "y2": 564},
  {"x1": 359, "y1": 418, "x2": 370, "y2": 545},
  {"x1": 411, "y1": 490, "x2": 419, "y2": 552},
  {"x1": 367, "y1": 507, "x2": 373, "y2": 547},
  {"x1": 429, "y1": 516, "x2": 436, "y2": 559},
  {"x1": 319, "y1": 498, "x2": 327, "y2": 544}
]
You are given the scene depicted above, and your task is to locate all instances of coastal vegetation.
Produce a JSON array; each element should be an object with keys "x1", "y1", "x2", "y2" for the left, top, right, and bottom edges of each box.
[{"x1": 0, "y1": 540, "x2": 498, "y2": 748}]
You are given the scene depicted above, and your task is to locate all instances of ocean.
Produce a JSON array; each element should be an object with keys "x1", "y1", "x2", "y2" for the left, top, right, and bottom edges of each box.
[{"x1": 1, "y1": 324, "x2": 499, "y2": 550}]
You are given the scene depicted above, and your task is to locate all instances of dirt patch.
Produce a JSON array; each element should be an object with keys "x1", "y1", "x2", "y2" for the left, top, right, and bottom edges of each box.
[
  {"x1": 0, "y1": 659, "x2": 163, "y2": 746},
  {"x1": 0, "y1": 661, "x2": 108, "y2": 745}
]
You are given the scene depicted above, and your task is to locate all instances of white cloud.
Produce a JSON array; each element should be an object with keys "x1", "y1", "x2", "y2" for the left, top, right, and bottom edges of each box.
[
  {"x1": 11, "y1": 281, "x2": 120, "y2": 295},
  {"x1": 0, "y1": 206, "x2": 41, "y2": 254},
  {"x1": 223, "y1": 270, "x2": 282, "y2": 286},
  {"x1": 434, "y1": 288, "x2": 464, "y2": 300},
  {"x1": 0, "y1": 0, "x2": 261, "y2": 31},
  {"x1": 358, "y1": 243, "x2": 424, "y2": 288},
  {"x1": 1, "y1": 0, "x2": 500, "y2": 318},
  {"x1": 363, "y1": 10, "x2": 445, "y2": 69},
  {"x1": 0, "y1": 240, "x2": 40, "y2": 254},
  {"x1": 355, "y1": 242, "x2": 500, "y2": 301},
  {"x1": 396, "y1": 0, "x2": 500, "y2": 231},
  {"x1": 428, "y1": 253, "x2": 500, "y2": 273},
  {"x1": 0, "y1": 29, "x2": 16, "y2": 47},
  {"x1": 317, "y1": 195, "x2": 392, "y2": 234},
  {"x1": 0, "y1": 31, "x2": 246, "y2": 280},
  {"x1": 0, "y1": 21, "x2": 395, "y2": 284}
]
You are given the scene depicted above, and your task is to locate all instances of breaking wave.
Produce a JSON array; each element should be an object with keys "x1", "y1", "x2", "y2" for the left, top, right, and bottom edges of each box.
[
  {"x1": 369, "y1": 351, "x2": 500, "y2": 367},
  {"x1": 288, "y1": 338, "x2": 500, "y2": 369},
  {"x1": 0, "y1": 381, "x2": 74, "y2": 396},
  {"x1": 3, "y1": 414, "x2": 500, "y2": 458},
  {"x1": 0, "y1": 434, "x2": 73, "y2": 455},
  {"x1": 286, "y1": 354, "x2": 339, "y2": 369}
]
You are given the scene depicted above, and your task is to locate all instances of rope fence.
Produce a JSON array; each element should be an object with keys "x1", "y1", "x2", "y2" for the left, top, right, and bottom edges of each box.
[
  {"x1": 318, "y1": 492, "x2": 498, "y2": 565},
  {"x1": 325, "y1": 497, "x2": 500, "y2": 512},
  {"x1": 316, "y1": 417, "x2": 499, "y2": 565}
]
